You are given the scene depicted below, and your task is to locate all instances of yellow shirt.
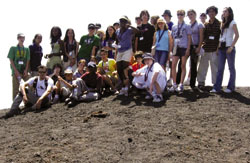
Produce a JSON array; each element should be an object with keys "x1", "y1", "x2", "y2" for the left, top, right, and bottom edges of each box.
[{"x1": 97, "y1": 59, "x2": 116, "y2": 76}]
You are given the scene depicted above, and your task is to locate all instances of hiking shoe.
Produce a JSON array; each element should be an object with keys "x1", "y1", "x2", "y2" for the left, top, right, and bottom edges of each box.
[
  {"x1": 169, "y1": 84, "x2": 178, "y2": 92},
  {"x1": 153, "y1": 94, "x2": 163, "y2": 103},
  {"x1": 68, "y1": 99, "x2": 77, "y2": 108},
  {"x1": 145, "y1": 94, "x2": 153, "y2": 100},
  {"x1": 210, "y1": 89, "x2": 217, "y2": 93},
  {"x1": 223, "y1": 88, "x2": 232, "y2": 93},
  {"x1": 64, "y1": 98, "x2": 71, "y2": 105},
  {"x1": 177, "y1": 85, "x2": 184, "y2": 92}
]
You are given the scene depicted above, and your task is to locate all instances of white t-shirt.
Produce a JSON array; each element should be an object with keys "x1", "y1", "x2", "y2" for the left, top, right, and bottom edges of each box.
[
  {"x1": 26, "y1": 76, "x2": 54, "y2": 97},
  {"x1": 132, "y1": 62, "x2": 167, "y2": 91},
  {"x1": 220, "y1": 20, "x2": 237, "y2": 47}
]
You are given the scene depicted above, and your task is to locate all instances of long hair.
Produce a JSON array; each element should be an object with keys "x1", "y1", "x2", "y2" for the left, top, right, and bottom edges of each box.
[
  {"x1": 156, "y1": 23, "x2": 168, "y2": 31},
  {"x1": 50, "y1": 26, "x2": 62, "y2": 44},
  {"x1": 63, "y1": 28, "x2": 76, "y2": 43},
  {"x1": 222, "y1": 7, "x2": 234, "y2": 32},
  {"x1": 32, "y1": 34, "x2": 42, "y2": 44},
  {"x1": 105, "y1": 26, "x2": 117, "y2": 41}
]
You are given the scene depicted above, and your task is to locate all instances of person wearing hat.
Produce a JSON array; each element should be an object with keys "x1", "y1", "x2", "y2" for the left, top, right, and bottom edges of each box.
[
  {"x1": 152, "y1": 19, "x2": 173, "y2": 70},
  {"x1": 132, "y1": 53, "x2": 166, "y2": 102},
  {"x1": 53, "y1": 68, "x2": 74, "y2": 103},
  {"x1": 66, "y1": 61, "x2": 103, "y2": 107},
  {"x1": 116, "y1": 15, "x2": 139, "y2": 96},
  {"x1": 97, "y1": 48, "x2": 118, "y2": 93},
  {"x1": 7, "y1": 33, "x2": 30, "y2": 100},
  {"x1": 78, "y1": 23, "x2": 100, "y2": 63},
  {"x1": 162, "y1": 10, "x2": 174, "y2": 31}
]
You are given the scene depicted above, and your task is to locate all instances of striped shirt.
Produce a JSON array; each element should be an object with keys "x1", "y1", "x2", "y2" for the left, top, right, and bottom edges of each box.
[{"x1": 203, "y1": 18, "x2": 221, "y2": 52}]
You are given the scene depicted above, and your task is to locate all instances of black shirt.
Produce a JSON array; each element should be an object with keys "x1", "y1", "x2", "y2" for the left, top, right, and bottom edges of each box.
[
  {"x1": 136, "y1": 23, "x2": 155, "y2": 52},
  {"x1": 29, "y1": 44, "x2": 43, "y2": 71}
]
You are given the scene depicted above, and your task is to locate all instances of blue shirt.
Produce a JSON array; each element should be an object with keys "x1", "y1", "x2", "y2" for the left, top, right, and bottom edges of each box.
[
  {"x1": 155, "y1": 30, "x2": 169, "y2": 51},
  {"x1": 190, "y1": 21, "x2": 204, "y2": 45},
  {"x1": 167, "y1": 22, "x2": 174, "y2": 31},
  {"x1": 172, "y1": 22, "x2": 192, "y2": 49},
  {"x1": 116, "y1": 28, "x2": 133, "y2": 52}
]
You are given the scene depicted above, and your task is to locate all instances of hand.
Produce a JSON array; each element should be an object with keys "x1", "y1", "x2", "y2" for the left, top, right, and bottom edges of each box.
[
  {"x1": 185, "y1": 49, "x2": 190, "y2": 56},
  {"x1": 35, "y1": 98, "x2": 42, "y2": 110},
  {"x1": 58, "y1": 76, "x2": 62, "y2": 81},
  {"x1": 195, "y1": 47, "x2": 201, "y2": 54},
  {"x1": 23, "y1": 70, "x2": 28, "y2": 78},
  {"x1": 72, "y1": 84, "x2": 78, "y2": 88},
  {"x1": 14, "y1": 70, "x2": 21, "y2": 79},
  {"x1": 23, "y1": 95, "x2": 28, "y2": 104},
  {"x1": 226, "y1": 47, "x2": 233, "y2": 54}
]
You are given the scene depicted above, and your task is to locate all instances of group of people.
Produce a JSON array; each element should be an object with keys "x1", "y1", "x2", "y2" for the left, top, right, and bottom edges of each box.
[{"x1": 3, "y1": 6, "x2": 239, "y2": 118}]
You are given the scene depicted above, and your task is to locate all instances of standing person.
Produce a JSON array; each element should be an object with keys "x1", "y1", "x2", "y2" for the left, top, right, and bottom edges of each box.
[
  {"x1": 29, "y1": 34, "x2": 43, "y2": 77},
  {"x1": 8, "y1": 33, "x2": 30, "y2": 100},
  {"x1": 116, "y1": 16, "x2": 139, "y2": 96},
  {"x1": 103, "y1": 26, "x2": 118, "y2": 59},
  {"x1": 162, "y1": 10, "x2": 174, "y2": 31},
  {"x1": 136, "y1": 10, "x2": 155, "y2": 53},
  {"x1": 169, "y1": 10, "x2": 192, "y2": 92},
  {"x1": 113, "y1": 22, "x2": 120, "y2": 31},
  {"x1": 200, "y1": 13, "x2": 207, "y2": 24},
  {"x1": 162, "y1": 9, "x2": 181, "y2": 86},
  {"x1": 152, "y1": 19, "x2": 173, "y2": 70},
  {"x1": 63, "y1": 28, "x2": 79, "y2": 72},
  {"x1": 135, "y1": 17, "x2": 142, "y2": 27},
  {"x1": 186, "y1": 9, "x2": 204, "y2": 88},
  {"x1": 211, "y1": 7, "x2": 239, "y2": 93},
  {"x1": 45, "y1": 26, "x2": 65, "y2": 75},
  {"x1": 132, "y1": 53, "x2": 166, "y2": 102},
  {"x1": 3, "y1": 66, "x2": 54, "y2": 119},
  {"x1": 197, "y1": 6, "x2": 221, "y2": 89},
  {"x1": 78, "y1": 24, "x2": 100, "y2": 63},
  {"x1": 150, "y1": 15, "x2": 160, "y2": 29}
]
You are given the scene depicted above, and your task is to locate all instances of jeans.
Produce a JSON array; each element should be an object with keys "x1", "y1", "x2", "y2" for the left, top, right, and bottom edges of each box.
[
  {"x1": 154, "y1": 50, "x2": 169, "y2": 66},
  {"x1": 213, "y1": 47, "x2": 236, "y2": 91}
]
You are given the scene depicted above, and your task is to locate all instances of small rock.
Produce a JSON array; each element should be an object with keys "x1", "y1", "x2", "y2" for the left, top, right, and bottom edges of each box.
[
  {"x1": 177, "y1": 135, "x2": 181, "y2": 139},
  {"x1": 128, "y1": 138, "x2": 133, "y2": 143},
  {"x1": 245, "y1": 151, "x2": 249, "y2": 155},
  {"x1": 218, "y1": 138, "x2": 222, "y2": 142}
]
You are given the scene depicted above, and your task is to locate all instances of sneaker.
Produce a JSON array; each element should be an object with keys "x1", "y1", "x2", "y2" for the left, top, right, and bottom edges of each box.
[
  {"x1": 169, "y1": 84, "x2": 178, "y2": 92},
  {"x1": 223, "y1": 88, "x2": 232, "y2": 93},
  {"x1": 210, "y1": 89, "x2": 217, "y2": 93},
  {"x1": 184, "y1": 78, "x2": 190, "y2": 86},
  {"x1": 177, "y1": 85, "x2": 184, "y2": 92},
  {"x1": 167, "y1": 79, "x2": 173, "y2": 87},
  {"x1": 153, "y1": 94, "x2": 163, "y2": 103},
  {"x1": 118, "y1": 88, "x2": 125, "y2": 95},
  {"x1": 145, "y1": 94, "x2": 153, "y2": 100}
]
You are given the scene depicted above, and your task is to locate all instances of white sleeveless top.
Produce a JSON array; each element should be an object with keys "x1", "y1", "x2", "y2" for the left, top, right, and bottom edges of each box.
[{"x1": 220, "y1": 20, "x2": 236, "y2": 47}]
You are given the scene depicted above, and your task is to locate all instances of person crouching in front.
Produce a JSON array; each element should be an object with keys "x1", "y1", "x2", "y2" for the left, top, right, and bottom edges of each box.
[
  {"x1": 132, "y1": 53, "x2": 167, "y2": 102},
  {"x1": 3, "y1": 65, "x2": 54, "y2": 119},
  {"x1": 66, "y1": 62, "x2": 103, "y2": 107}
]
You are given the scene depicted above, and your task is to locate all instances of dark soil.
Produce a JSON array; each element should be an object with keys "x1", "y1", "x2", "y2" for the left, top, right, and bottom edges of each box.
[{"x1": 0, "y1": 87, "x2": 250, "y2": 163}]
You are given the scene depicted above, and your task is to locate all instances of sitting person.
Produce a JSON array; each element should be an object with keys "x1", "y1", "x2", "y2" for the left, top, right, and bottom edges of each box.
[
  {"x1": 73, "y1": 59, "x2": 86, "y2": 79},
  {"x1": 132, "y1": 51, "x2": 144, "y2": 72},
  {"x1": 49, "y1": 63, "x2": 63, "y2": 85},
  {"x1": 66, "y1": 62, "x2": 103, "y2": 107},
  {"x1": 97, "y1": 49, "x2": 118, "y2": 93},
  {"x1": 53, "y1": 68, "x2": 74, "y2": 103},
  {"x1": 132, "y1": 53, "x2": 167, "y2": 102},
  {"x1": 3, "y1": 65, "x2": 54, "y2": 118}
]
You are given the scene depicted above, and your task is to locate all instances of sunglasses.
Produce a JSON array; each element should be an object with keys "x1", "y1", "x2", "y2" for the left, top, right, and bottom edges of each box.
[
  {"x1": 88, "y1": 27, "x2": 95, "y2": 30},
  {"x1": 177, "y1": 14, "x2": 184, "y2": 16},
  {"x1": 38, "y1": 71, "x2": 46, "y2": 74}
]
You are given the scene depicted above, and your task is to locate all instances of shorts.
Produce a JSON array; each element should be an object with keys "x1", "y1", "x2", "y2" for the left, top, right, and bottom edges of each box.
[
  {"x1": 116, "y1": 48, "x2": 133, "y2": 62},
  {"x1": 174, "y1": 47, "x2": 186, "y2": 57}
]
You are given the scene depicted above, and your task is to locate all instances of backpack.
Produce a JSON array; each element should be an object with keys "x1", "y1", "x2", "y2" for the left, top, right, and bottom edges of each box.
[{"x1": 33, "y1": 77, "x2": 48, "y2": 96}]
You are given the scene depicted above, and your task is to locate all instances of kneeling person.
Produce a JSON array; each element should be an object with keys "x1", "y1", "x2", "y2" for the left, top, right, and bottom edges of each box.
[
  {"x1": 132, "y1": 53, "x2": 166, "y2": 102},
  {"x1": 4, "y1": 65, "x2": 54, "y2": 118},
  {"x1": 67, "y1": 62, "x2": 103, "y2": 107}
]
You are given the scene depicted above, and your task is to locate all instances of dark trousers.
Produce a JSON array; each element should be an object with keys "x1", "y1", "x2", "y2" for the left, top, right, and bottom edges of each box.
[
  {"x1": 176, "y1": 59, "x2": 182, "y2": 84},
  {"x1": 190, "y1": 46, "x2": 199, "y2": 87}
]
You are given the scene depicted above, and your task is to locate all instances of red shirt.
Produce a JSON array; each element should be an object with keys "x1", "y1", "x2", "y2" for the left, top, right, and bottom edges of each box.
[{"x1": 132, "y1": 62, "x2": 144, "y2": 72}]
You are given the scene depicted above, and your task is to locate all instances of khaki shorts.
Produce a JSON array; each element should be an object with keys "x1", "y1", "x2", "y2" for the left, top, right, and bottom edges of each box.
[{"x1": 116, "y1": 48, "x2": 133, "y2": 62}]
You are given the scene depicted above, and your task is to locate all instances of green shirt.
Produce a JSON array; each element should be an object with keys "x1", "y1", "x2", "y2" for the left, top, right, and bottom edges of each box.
[
  {"x1": 7, "y1": 46, "x2": 30, "y2": 75},
  {"x1": 78, "y1": 34, "x2": 100, "y2": 61}
]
